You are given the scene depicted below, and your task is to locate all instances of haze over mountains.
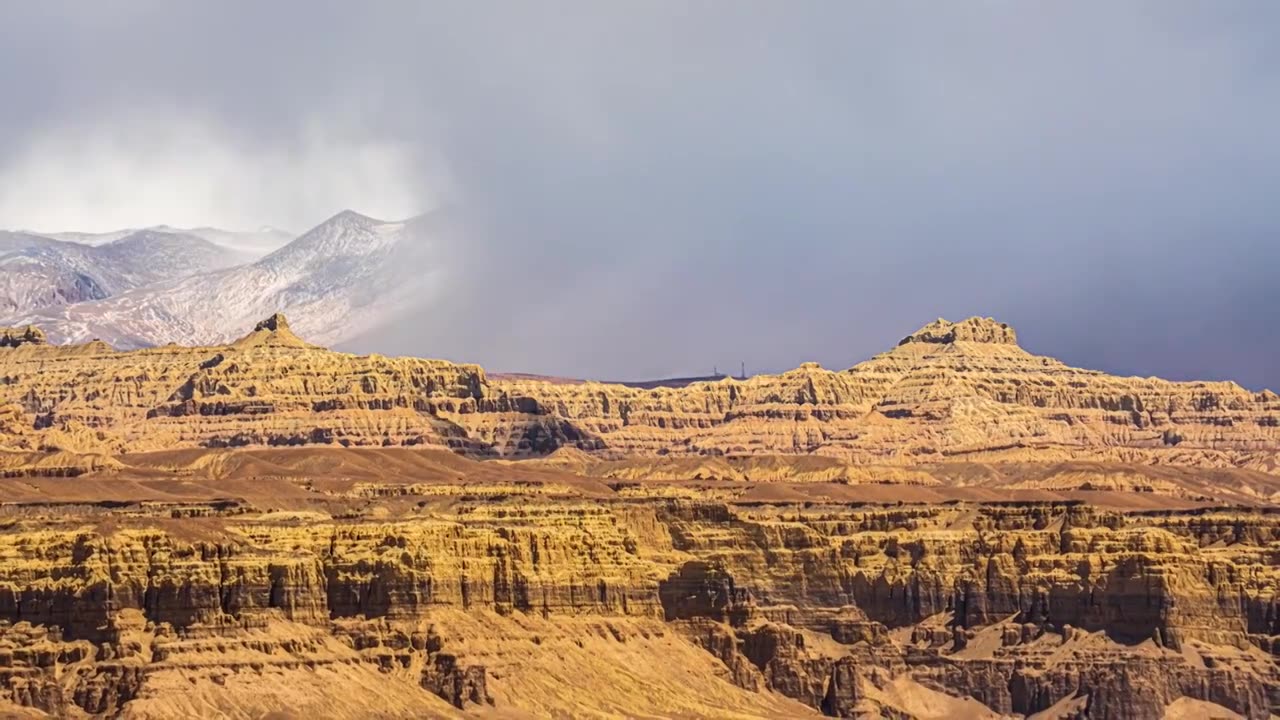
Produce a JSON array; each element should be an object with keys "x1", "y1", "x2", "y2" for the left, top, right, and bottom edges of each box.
[
  {"x1": 38, "y1": 225, "x2": 292, "y2": 253},
  {"x1": 0, "y1": 210, "x2": 450, "y2": 350}
]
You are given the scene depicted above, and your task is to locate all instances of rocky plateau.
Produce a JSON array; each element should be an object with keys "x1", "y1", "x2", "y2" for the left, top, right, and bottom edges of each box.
[{"x1": 0, "y1": 315, "x2": 1274, "y2": 718}]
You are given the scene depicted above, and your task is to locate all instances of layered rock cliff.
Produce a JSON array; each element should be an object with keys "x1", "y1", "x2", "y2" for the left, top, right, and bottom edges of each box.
[
  {"x1": 0, "y1": 315, "x2": 488, "y2": 455},
  {"x1": 0, "y1": 465, "x2": 1273, "y2": 718},
  {"x1": 0, "y1": 314, "x2": 1275, "y2": 717},
  {"x1": 477, "y1": 316, "x2": 1280, "y2": 467},
  {"x1": 1, "y1": 315, "x2": 1276, "y2": 472}
]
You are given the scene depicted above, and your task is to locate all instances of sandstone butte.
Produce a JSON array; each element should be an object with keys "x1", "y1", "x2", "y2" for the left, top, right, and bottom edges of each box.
[{"x1": 0, "y1": 314, "x2": 1275, "y2": 718}]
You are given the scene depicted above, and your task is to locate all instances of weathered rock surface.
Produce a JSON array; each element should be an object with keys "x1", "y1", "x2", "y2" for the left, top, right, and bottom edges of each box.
[
  {"x1": 0, "y1": 451, "x2": 1273, "y2": 718},
  {"x1": 481, "y1": 316, "x2": 1280, "y2": 467},
  {"x1": 0, "y1": 325, "x2": 46, "y2": 348},
  {"x1": 0, "y1": 313, "x2": 1277, "y2": 717},
  {"x1": 0, "y1": 315, "x2": 1277, "y2": 477}
]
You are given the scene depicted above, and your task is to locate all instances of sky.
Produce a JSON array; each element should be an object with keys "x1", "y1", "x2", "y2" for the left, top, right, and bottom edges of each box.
[{"x1": 1, "y1": 2, "x2": 1278, "y2": 388}]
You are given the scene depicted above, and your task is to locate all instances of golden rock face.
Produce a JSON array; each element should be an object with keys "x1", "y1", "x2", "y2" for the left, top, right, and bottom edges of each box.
[
  {"x1": 2, "y1": 314, "x2": 1276, "y2": 472},
  {"x1": 0, "y1": 317, "x2": 488, "y2": 454},
  {"x1": 0, "y1": 315, "x2": 1277, "y2": 718},
  {"x1": 0, "y1": 447, "x2": 1274, "y2": 719}
]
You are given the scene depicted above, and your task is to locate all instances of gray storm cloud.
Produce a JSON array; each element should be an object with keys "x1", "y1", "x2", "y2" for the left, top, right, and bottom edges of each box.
[{"x1": 0, "y1": 2, "x2": 1277, "y2": 388}]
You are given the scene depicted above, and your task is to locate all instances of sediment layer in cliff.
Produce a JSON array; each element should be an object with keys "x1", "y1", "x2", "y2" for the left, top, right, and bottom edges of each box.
[
  {"x1": 0, "y1": 314, "x2": 1276, "y2": 473},
  {"x1": 0, "y1": 457, "x2": 1274, "y2": 719}
]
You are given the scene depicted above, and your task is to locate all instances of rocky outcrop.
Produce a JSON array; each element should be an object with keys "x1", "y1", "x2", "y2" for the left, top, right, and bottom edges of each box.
[
  {"x1": 898, "y1": 316, "x2": 1018, "y2": 345},
  {"x1": 0, "y1": 314, "x2": 490, "y2": 454},
  {"x1": 0, "y1": 325, "x2": 45, "y2": 348},
  {"x1": 253, "y1": 313, "x2": 289, "y2": 334},
  {"x1": 1, "y1": 314, "x2": 1277, "y2": 473}
]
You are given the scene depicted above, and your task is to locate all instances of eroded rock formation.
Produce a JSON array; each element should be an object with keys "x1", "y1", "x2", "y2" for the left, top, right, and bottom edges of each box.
[
  {"x1": 0, "y1": 461, "x2": 1272, "y2": 718},
  {"x1": 0, "y1": 315, "x2": 1276, "y2": 475},
  {"x1": 0, "y1": 325, "x2": 46, "y2": 348},
  {"x1": 0, "y1": 314, "x2": 1276, "y2": 717}
]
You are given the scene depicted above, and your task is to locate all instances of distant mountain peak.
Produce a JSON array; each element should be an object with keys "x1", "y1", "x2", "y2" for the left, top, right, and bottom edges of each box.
[
  {"x1": 0, "y1": 210, "x2": 434, "y2": 352},
  {"x1": 328, "y1": 209, "x2": 386, "y2": 226}
]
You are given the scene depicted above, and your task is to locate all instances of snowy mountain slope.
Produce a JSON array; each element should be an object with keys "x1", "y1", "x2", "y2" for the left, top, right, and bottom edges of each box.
[
  {"x1": 81, "y1": 229, "x2": 252, "y2": 287},
  {"x1": 0, "y1": 229, "x2": 247, "y2": 316},
  {"x1": 38, "y1": 229, "x2": 135, "y2": 246},
  {"x1": 1, "y1": 210, "x2": 450, "y2": 348},
  {"x1": 41, "y1": 225, "x2": 293, "y2": 260},
  {"x1": 0, "y1": 231, "x2": 59, "y2": 254},
  {"x1": 151, "y1": 225, "x2": 294, "y2": 259},
  {"x1": 0, "y1": 244, "x2": 112, "y2": 314},
  {"x1": 0, "y1": 232, "x2": 110, "y2": 313}
]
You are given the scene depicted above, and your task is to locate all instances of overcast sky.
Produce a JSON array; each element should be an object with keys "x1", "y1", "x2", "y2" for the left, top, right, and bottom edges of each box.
[{"x1": 1, "y1": 2, "x2": 1277, "y2": 387}]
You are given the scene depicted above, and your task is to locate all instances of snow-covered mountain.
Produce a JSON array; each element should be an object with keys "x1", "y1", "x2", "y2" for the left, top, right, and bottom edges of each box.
[
  {"x1": 1, "y1": 210, "x2": 451, "y2": 348},
  {"x1": 36, "y1": 229, "x2": 135, "y2": 246},
  {"x1": 42, "y1": 225, "x2": 293, "y2": 257},
  {"x1": 148, "y1": 225, "x2": 294, "y2": 258},
  {"x1": 0, "y1": 229, "x2": 249, "y2": 316}
]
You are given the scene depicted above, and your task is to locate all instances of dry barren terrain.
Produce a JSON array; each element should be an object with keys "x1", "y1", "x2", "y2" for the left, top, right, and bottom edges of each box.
[{"x1": 0, "y1": 316, "x2": 1275, "y2": 718}]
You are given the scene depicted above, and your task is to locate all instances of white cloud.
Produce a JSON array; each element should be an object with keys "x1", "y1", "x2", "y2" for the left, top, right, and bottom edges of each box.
[{"x1": 0, "y1": 109, "x2": 441, "y2": 233}]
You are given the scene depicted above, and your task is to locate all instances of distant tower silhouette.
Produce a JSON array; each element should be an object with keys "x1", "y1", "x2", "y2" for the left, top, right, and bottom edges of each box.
[
  {"x1": 740, "y1": 361, "x2": 746, "y2": 380},
  {"x1": 713, "y1": 365, "x2": 719, "y2": 377}
]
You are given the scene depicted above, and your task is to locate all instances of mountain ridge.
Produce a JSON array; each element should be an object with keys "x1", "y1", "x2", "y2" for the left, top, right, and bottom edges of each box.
[
  {"x1": 0, "y1": 228, "x2": 249, "y2": 317},
  {"x1": 0, "y1": 313, "x2": 1274, "y2": 473},
  {"x1": 0, "y1": 209, "x2": 445, "y2": 349},
  {"x1": 30, "y1": 223, "x2": 293, "y2": 252}
]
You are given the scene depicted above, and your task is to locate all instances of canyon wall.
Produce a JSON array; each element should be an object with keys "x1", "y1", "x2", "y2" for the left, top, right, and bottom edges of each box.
[
  {"x1": 0, "y1": 314, "x2": 1278, "y2": 717},
  {"x1": 0, "y1": 479, "x2": 1275, "y2": 718}
]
